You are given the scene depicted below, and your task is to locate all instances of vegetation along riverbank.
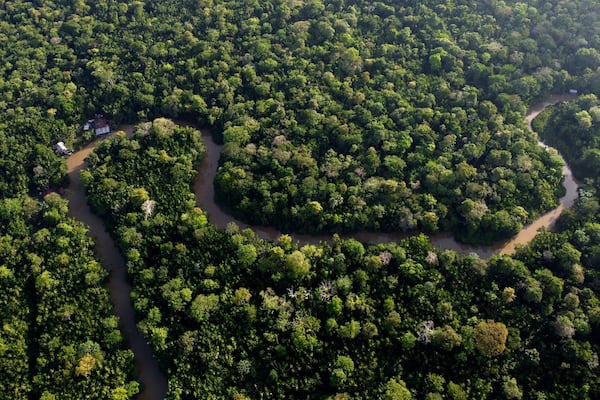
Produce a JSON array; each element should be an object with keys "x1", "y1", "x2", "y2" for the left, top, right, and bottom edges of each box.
[{"x1": 2, "y1": 0, "x2": 600, "y2": 398}]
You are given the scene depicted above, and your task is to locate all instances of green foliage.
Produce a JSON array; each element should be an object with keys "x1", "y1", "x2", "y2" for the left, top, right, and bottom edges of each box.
[
  {"x1": 432, "y1": 325, "x2": 462, "y2": 351},
  {"x1": 383, "y1": 378, "x2": 412, "y2": 400},
  {"x1": 285, "y1": 250, "x2": 312, "y2": 280},
  {"x1": 190, "y1": 294, "x2": 219, "y2": 323},
  {"x1": 84, "y1": 121, "x2": 600, "y2": 399},
  {"x1": 3, "y1": 0, "x2": 600, "y2": 399},
  {"x1": 83, "y1": 119, "x2": 205, "y2": 226},
  {"x1": 0, "y1": 196, "x2": 136, "y2": 398},
  {"x1": 473, "y1": 320, "x2": 509, "y2": 357}
]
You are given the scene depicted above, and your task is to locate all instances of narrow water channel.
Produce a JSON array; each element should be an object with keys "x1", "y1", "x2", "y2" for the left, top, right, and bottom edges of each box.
[
  {"x1": 65, "y1": 129, "x2": 167, "y2": 400},
  {"x1": 194, "y1": 94, "x2": 579, "y2": 258}
]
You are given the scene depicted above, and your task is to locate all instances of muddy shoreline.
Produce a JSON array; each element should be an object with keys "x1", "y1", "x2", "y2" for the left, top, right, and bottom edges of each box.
[
  {"x1": 65, "y1": 127, "x2": 167, "y2": 400},
  {"x1": 194, "y1": 94, "x2": 579, "y2": 258}
]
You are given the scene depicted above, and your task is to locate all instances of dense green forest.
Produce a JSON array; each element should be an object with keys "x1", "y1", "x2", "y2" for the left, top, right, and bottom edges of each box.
[
  {"x1": 534, "y1": 94, "x2": 600, "y2": 269},
  {"x1": 1, "y1": 0, "x2": 600, "y2": 399},
  {"x1": 2, "y1": 0, "x2": 600, "y2": 242},
  {"x1": 84, "y1": 119, "x2": 600, "y2": 399},
  {"x1": 535, "y1": 94, "x2": 600, "y2": 186},
  {"x1": 0, "y1": 194, "x2": 138, "y2": 399}
]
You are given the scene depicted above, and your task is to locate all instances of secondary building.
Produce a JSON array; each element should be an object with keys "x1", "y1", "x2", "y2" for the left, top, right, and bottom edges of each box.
[{"x1": 83, "y1": 115, "x2": 111, "y2": 136}]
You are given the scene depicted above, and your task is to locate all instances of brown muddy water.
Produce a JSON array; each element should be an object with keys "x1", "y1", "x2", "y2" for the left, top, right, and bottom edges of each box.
[
  {"x1": 65, "y1": 127, "x2": 167, "y2": 400},
  {"x1": 194, "y1": 94, "x2": 579, "y2": 259}
]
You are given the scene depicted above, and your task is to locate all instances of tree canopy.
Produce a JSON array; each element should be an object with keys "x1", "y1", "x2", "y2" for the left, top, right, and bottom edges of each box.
[
  {"x1": 81, "y1": 120, "x2": 600, "y2": 399},
  {"x1": 2, "y1": 0, "x2": 600, "y2": 242},
  {"x1": 2, "y1": 0, "x2": 600, "y2": 398}
]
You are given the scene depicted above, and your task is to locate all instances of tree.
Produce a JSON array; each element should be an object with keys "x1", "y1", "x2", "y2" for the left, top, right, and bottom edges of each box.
[
  {"x1": 10, "y1": 2, "x2": 600, "y2": 398},
  {"x1": 447, "y1": 381, "x2": 467, "y2": 400},
  {"x1": 223, "y1": 125, "x2": 251, "y2": 145},
  {"x1": 329, "y1": 355, "x2": 355, "y2": 388},
  {"x1": 339, "y1": 320, "x2": 361, "y2": 339},
  {"x1": 237, "y1": 243, "x2": 257, "y2": 267},
  {"x1": 473, "y1": 320, "x2": 508, "y2": 357},
  {"x1": 552, "y1": 315, "x2": 575, "y2": 338},
  {"x1": 75, "y1": 354, "x2": 96, "y2": 378},
  {"x1": 383, "y1": 378, "x2": 412, "y2": 400},
  {"x1": 190, "y1": 294, "x2": 219, "y2": 323},
  {"x1": 233, "y1": 287, "x2": 252, "y2": 306},
  {"x1": 432, "y1": 325, "x2": 462, "y2": 351},
  {"x1": 161, "y1": 278, "x2": 193, "y2": 311},
  {"x1": 502, "y1": 377, "x2": 523, "y2": 400},
  {"x1": 285, "y1": 250, "x2": 311, "y2": 280},
  {"x1": 129, "y1": 188, "x2": 150, "y2": 208},
  {"x1": 338, "y1": 47, "x2": 362, "y2": 75},
  {"x1": 575, "y1": 110, "x2": 593, "y2": 129}
]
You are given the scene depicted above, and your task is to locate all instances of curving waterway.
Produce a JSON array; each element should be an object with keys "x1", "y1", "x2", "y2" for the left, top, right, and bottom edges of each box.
[
  {"x1": 65, "y1": 127, "x2": 167, "y2": 400},
  {"x1": 64, "y1": 94, "x2": 577, "y2": 400},
  {"x1": 194, "y1": 93, "x2": 580, "y2": 259}
]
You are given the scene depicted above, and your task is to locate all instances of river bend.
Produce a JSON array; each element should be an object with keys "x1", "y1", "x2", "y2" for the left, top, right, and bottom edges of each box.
[{"x1": 194, "y1": 94, "x2": 579, "y2": 259}]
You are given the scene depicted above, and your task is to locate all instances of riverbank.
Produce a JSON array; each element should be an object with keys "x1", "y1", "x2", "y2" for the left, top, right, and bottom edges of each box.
[
  {"x1": 194, "y1": 94, "x2": 579, "y2": 258},
  {"x1": 65, "y1": 127, "x2": 167, "y2": 400},
  {"x1": 61, "y1": 93, "x2": 577, "y2": 400}
]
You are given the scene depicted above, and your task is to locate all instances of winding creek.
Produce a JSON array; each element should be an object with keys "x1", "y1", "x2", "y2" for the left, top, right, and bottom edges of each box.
[
  {"x1": 65, "y1": 94, "x2": 577, "y2": 399},
  {"x1": 66, "y1": 128, "x2": 167, "y2": 400},
  {"x1": 195, "y1": 93, "x2": 580, "y2": 259}
]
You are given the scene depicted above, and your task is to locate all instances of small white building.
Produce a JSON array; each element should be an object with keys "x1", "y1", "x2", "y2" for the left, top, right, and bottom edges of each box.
[
  {"x1": 95, "y1": 125, "x2": 110, "y2": 136},
  {"x1": 569, "y1": 89, "x2": 578, "y2": 94},
  {"x1": 54, "y1": 142, "x2": 72, "y2": 156}
]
